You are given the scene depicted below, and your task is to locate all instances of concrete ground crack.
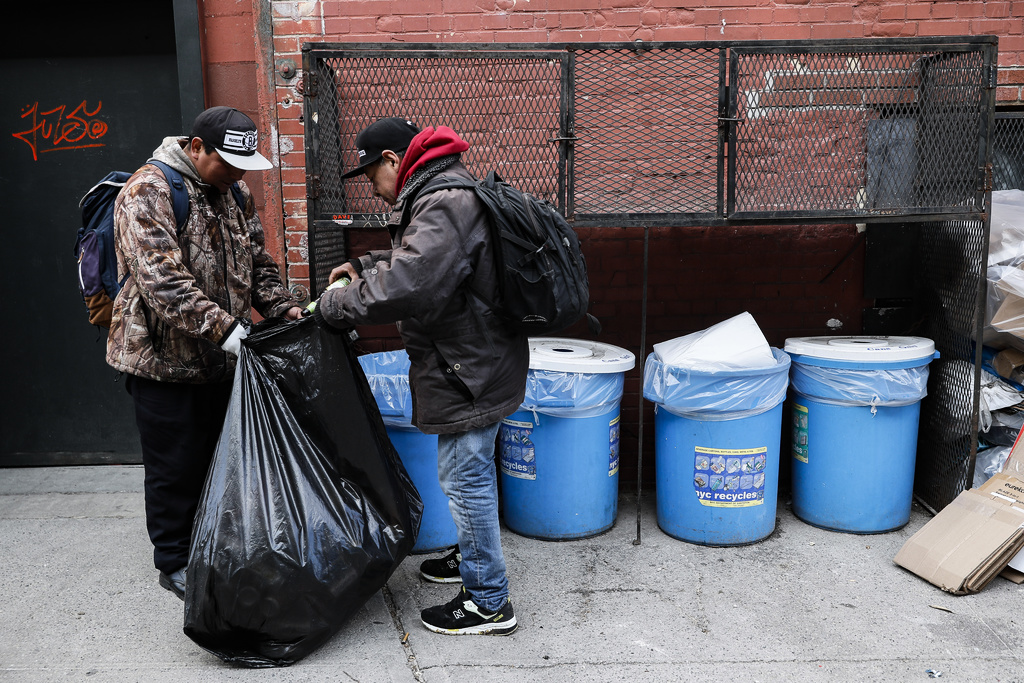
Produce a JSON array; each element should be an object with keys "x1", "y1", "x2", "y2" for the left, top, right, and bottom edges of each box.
[{"x1": 382, "y1": 583, "x2": 426, "y2": 682}]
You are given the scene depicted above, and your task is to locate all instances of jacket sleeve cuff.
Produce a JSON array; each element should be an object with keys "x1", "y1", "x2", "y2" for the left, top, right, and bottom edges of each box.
[
  {"x1": 348, "y1": 258, "x2": 364, "y2": 276},
  {"x1": 218, "y1": 319, "x2": 241, "y2": 346}
]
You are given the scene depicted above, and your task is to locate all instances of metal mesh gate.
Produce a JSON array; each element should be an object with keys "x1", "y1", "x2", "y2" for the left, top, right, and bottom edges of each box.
[
  {"x1": 302, "y1": 37, "x2": 996, "y2": 512},
  {"x1": 571, "y1": 46, "x2": 721, "y2": 218},
  {"x1": 729, "y1": 46, "x2": 988, "y2": 218},
  {"x1": 915, "y1": 218, "x2": 990, "y2": 510}
]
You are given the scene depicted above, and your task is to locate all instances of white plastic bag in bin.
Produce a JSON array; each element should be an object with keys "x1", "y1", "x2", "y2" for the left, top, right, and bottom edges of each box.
[{"x1": 653, "y1": 311, "x2": 775, "y2": 370}]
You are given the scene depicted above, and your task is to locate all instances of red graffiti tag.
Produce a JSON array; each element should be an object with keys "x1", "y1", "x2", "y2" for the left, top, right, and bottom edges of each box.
[{"x1": 12, "y1": 101, "x2": 108, "y2": 161}]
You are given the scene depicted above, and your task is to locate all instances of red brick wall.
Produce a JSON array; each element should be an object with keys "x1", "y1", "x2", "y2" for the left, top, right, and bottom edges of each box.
[
  {"x1": 199, "y1": 0, "x2": 1020, "y2": 481},
  {"x1": 199, "y1": 0, "x2": 289, "y2": 279}
]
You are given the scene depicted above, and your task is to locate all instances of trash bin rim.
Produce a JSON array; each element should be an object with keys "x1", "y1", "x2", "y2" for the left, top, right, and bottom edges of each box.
[
  {"x1": 528, "y1": 337, "x2": 635, "y2": 373},
  {"x1": 783, "y1": 335, "x2": 935, "y2": 363}
]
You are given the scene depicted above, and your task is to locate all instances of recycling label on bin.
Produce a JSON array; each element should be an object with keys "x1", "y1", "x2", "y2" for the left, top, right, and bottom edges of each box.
[
  {"x1": 693, "y1": 446, "x2": 767, "y2": 507},
  {"x1": 500, "y1": 419, "x2": 536, "y2": 480},
  {"x1": 609, "y1": 415, "x2": 620, "y2": 477},
  {"x1": 792, "y1": 403, "x2": 809, "y2": 463}
]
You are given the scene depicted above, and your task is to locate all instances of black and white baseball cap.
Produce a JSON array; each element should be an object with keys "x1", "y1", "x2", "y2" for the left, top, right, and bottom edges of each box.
[
  {"x1": 341, "y1": 117, "x2": 421, "y2": 178},
  {"x1": 190, "y1": 106, "x2": 273, "y2": 171}
]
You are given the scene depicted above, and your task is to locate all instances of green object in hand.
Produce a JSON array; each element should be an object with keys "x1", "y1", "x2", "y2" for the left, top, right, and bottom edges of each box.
[{"x1": 305, "y1": 277, "x2": 350, "y2": 314}]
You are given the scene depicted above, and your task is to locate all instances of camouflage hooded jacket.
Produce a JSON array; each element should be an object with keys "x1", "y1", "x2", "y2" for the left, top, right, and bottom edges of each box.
[{"x1": 106, "y1": 136, "x2": 298, "y2": 383}]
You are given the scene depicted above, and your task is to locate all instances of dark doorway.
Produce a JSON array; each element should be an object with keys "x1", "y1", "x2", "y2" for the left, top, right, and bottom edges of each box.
[{"x1": 1, "y1": 3, "x2": 187, "y2": 466}]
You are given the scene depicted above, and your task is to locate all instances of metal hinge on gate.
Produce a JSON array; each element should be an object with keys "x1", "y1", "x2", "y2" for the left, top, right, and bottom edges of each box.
[
  {"x1": 307, "y1": 174, "x2": 320, "y2": 200},
  {"x1": 305, "y1": 72, "x2": 319, "y2": 98},
  {"x1": 981, "y1": 164, "x2": 993, "y2": 193}
]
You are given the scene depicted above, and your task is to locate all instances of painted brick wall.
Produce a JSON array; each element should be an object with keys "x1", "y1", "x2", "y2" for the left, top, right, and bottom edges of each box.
[{"x1": 201, "y1": 0, "x2": 1021, "y2": 481}]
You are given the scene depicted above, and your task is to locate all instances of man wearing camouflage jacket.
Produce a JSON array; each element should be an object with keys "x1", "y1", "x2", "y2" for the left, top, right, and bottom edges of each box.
[{"x1": 107, "y1": 106, "x2": 302, "y2": 599}]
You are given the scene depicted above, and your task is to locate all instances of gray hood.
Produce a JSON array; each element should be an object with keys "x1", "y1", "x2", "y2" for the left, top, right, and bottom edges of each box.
[{"x1": 150, "y1": 136, "x2": 204, "y2": 185}]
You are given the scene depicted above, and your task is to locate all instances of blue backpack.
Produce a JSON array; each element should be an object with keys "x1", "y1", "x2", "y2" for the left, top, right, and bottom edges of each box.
[{"x1": 74, "y1": 160, "x2": 243, "y2": 327}]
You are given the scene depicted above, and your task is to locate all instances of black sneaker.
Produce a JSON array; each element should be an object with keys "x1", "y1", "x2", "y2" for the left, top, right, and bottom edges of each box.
[
  {"x1": 419, "y1": 546, "x2": 462, "y2": 583},
  {"x1": 420, "y1": 586, "x2": 518, "y2": 636}
]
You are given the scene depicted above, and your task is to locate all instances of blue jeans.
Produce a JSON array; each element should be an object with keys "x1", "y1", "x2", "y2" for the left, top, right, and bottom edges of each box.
[{"x1": 437, "y1": 421, "x2": 509, "y2": 612}]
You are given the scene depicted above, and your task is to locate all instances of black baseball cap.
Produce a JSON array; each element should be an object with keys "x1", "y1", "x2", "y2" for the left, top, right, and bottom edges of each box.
[
  {"x1": 341, "y1": 117, "x2": 421, "y2": 178},
  {"x1": 190, "y1": 106, "x2": 273, "y2": 171}
]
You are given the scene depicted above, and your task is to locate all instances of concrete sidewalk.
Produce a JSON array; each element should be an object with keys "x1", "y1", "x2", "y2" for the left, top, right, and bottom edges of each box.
[{"x1": 1, "y1": 465, "x2": 1022, "y2": 682}]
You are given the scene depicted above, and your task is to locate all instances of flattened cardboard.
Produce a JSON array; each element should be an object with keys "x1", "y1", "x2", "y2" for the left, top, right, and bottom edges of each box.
[{"x1": 894, "y1": 474, "x2": 1024, "y2": 594}]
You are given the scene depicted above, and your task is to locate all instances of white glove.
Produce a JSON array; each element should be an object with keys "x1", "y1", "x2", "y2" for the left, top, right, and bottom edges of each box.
[{"x1": 220, "y1": 324, "x2": 248, "y2": 356}]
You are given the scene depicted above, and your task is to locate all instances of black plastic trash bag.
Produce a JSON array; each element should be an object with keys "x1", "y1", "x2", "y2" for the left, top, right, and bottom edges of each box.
[{"x1": 183, "y1": 317, "x2": 422, "y2": 667}]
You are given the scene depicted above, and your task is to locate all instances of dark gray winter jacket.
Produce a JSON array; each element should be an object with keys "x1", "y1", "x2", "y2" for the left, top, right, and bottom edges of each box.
[{"x1": 319, "y1": 162, "x2": 529, "y2": 434}]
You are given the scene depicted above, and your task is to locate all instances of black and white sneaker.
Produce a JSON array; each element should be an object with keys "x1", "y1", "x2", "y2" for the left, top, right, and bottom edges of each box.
[
  {"x1": 420, "y1": 586, "x2": 518, "y2": 636},
  {"x1": 419, "y1": 546, "x2": 462, "y2": 583}
]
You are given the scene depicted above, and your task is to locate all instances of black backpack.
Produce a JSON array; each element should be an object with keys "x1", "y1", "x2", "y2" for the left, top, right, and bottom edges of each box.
[
  {"x1": 423, "y1": 171, "x2": 596, "y2": 336},
  {"x1": 75, "y1": 160, "x2": 243, "y2": 327}
]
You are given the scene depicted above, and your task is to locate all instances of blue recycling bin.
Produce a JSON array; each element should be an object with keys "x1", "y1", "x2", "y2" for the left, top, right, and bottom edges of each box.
[
  {"x1": 358, "y1": 350, "x2": 457, "y2": 554},
  {"x1": 785, "y1": 336, "x2": 936, "y2": 533},
  {"x1": 499, "y1": 338, "x2": 635, "y2": 540},
  {"x1": 644, "y1": 348, "x2": 791, "y2": 546}
]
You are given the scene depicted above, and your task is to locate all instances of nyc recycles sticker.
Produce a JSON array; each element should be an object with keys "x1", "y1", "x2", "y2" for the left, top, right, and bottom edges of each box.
[{"x1": 693, "y1": 446, "x2": 767, "y2": 507}]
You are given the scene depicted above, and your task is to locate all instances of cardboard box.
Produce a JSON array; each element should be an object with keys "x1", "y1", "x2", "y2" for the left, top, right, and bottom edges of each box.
[
  {"x1": 992, "y1": 347, "x2": 1024, "y2": 384},
  {"x1": 894, "y1": 473, "x2": 1024, "y2": 594}
]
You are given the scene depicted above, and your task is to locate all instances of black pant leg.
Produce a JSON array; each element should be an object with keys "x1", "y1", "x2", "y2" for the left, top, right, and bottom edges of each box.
[{"x1": 126, "y1": 374, "x2": 232, "y2": 573}]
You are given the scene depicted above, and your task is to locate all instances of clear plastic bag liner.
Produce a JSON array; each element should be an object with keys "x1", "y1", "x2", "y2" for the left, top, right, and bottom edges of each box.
[
  {"x1": 643, "y1": 348, "x2": 790, "y2": 419},
  {"x1": 520, "y1": 368, "x2": 625, "y2": 418},
  {"x1": 358, "y1": 350, "x2": 414, "y2": 428},
  {"x1": 184, "y1": 317, "x2": 422, "y2": 667},
  {"x1": 790, "y1": 360, "x2": 929, "y2": 407}
]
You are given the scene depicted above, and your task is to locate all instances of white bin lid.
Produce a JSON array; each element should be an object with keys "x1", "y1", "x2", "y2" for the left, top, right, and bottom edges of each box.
[
  {"x1": 528, "y1": 338, "x2": 636, "y2": 373},
  {"x1": 783, "y1": 336, "x2": 935, "y2": 362}
]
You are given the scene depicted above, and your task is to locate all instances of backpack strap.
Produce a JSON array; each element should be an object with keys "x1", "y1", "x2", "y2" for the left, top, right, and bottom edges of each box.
[
  {"x1": 230, "y1": 184, "x2": 246, "y2": 214},
  {"x1": 416, "y1": 174, "x2": 504, "y2": 357},
  {"x1": 146, "y1": 159, "x2": 190, "y2": 232}
]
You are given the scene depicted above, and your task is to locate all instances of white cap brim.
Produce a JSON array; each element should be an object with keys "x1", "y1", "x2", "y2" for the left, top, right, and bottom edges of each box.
[{"x1": 217, "y1": 148, "x2": 273, "y2": 171}]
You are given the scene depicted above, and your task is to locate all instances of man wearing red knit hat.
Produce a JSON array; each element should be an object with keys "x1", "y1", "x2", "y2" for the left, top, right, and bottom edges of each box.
[{"x1": 316, "y1": 117, "x2": 529, "y2": 636}]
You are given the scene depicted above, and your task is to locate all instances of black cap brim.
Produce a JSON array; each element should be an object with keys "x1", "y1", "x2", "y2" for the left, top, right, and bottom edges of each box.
[{"x1": 340, "y1": 153, "x2": 381, "y2": 179}]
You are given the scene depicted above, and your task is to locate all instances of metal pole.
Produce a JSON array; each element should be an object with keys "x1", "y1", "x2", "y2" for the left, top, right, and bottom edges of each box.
[{"x1": 633, "y1": 225, "x2": 649, "y2": 546}]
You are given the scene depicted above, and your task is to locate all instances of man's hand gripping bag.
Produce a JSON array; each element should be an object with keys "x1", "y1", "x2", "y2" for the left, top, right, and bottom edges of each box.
[{"x1": 183, "y1": 317, "x2": 422, "y2": 667}]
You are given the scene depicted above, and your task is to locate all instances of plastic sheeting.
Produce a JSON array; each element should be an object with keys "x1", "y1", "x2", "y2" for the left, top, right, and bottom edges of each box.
[
  {"x1": 358, "y1": 349, "x2": 413, "y2": 429},
  {"x1": 973, "y1": 445, "x2": 1011, "y2": 488},
  {"x1": 521, "y1": 368, "x2": 625, "y2": 418},
  {"x1": 789, "y1": 362, "x2": 931, "y2": 408},
  {"x1": 184, "y1": 317, "x2": 422, "y2": 667},
  {"x1": 643, "y1": 348, "x2": 791, "y2": 420},
  {"x1": 984, "y1": 190, "x2": 1024, "y2": 348}
]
